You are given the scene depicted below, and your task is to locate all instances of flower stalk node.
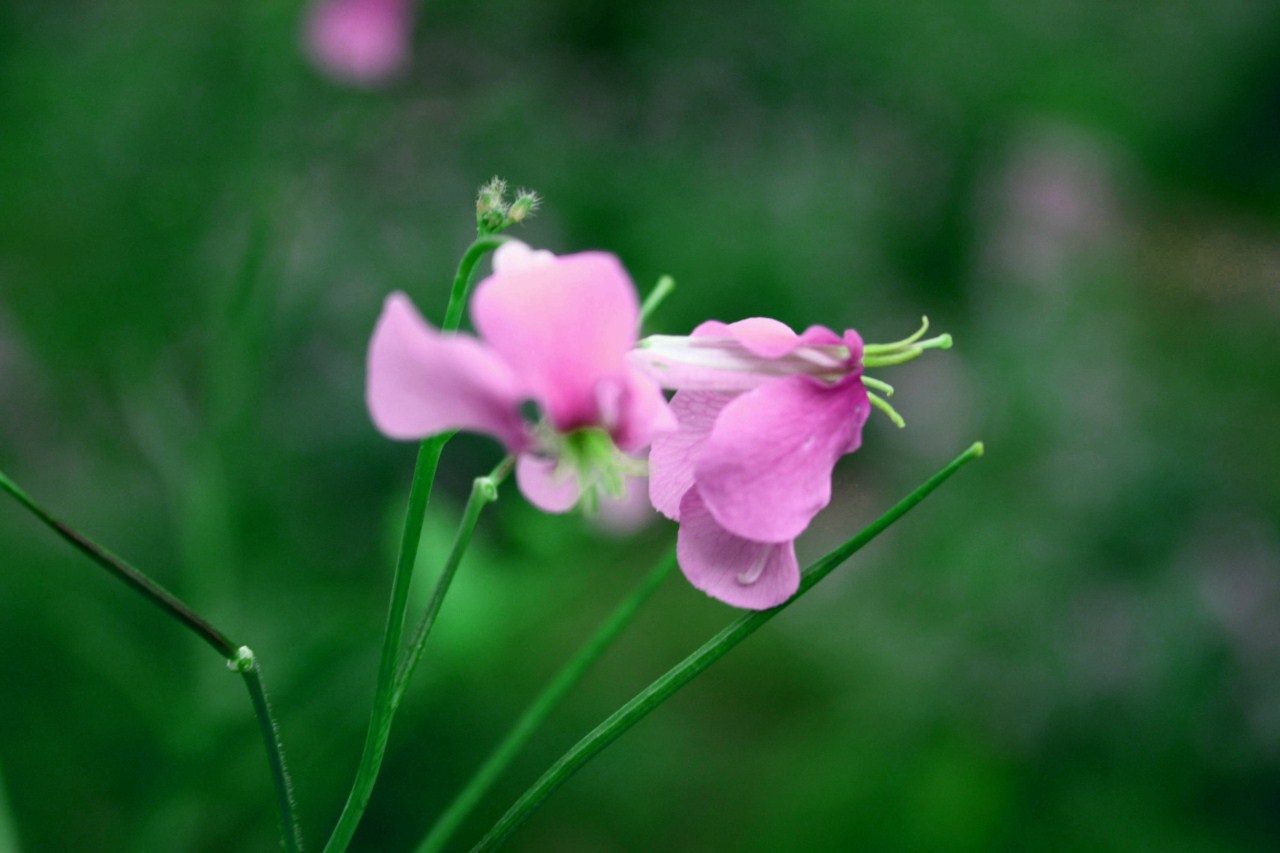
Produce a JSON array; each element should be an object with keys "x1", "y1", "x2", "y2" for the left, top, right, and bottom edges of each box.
[
  {"x1": 474, "y1": 476, "x2": 500, "y2": 503},
  {"x1": 228, "y1": 645, "x2": 256, "y2": 673}
]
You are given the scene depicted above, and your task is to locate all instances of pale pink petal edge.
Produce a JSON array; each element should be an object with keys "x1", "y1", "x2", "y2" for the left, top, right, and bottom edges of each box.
[{"x1": 676, "y1": 489, "x2": 800, "y2": 610}]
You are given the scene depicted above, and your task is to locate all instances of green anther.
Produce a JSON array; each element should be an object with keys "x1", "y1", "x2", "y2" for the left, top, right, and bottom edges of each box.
[
  {"x1": 640, "y1": 276, "x2": 676, "y2": 324},
  {"x1": 863, "y1": 334, "x2": 952, "y2": 368},
  {"x1": 563, "y1": 428, "x2": 611, "y2": 468},
  {"x1": 863, "y1": 349, "x2": 920, "y2": 368},
  {"x1": 863, "y1": 316, "x2": 930, "y2": 356},
  {"x1": 597, "y1": 463, "x2": 628, "y2": 499},
  {"x1": 545, "y1": 426, "x2": 650, "y2": 514},
  {"x1": 867, "y1": 391, "x2": 906, "y2": 428},
  {"x1": 579, "y1": 488, "x2": 601, "y2": 516},
  {"x1": 861, "y1": 375, "x2": 895, "y2": 397}
]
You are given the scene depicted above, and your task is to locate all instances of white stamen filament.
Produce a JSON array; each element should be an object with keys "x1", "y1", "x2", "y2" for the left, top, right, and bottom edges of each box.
[
  {"x1": 737, "y1": 550, "x2": 769, "y2": 585},
  {"x1": 636, "y1": 335, "x2": 852, "y2": 390}
]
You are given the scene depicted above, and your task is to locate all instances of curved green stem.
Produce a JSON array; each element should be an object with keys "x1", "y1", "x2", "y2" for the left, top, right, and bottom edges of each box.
[
  {"x1": 392, "y1": 455, "x2": 515, "y2": 709},
  {"x1": 323, "y1": 435, "x2": 447, "y2": 853},
  {"x1": 415, "y1": 548, "x2": 677, "y2": 853},
  {"x1": 473, "y1": 442, "x2": 985, "y2": 850},
  {"x1": 0, "y1": 469, "x2": 304, "y2": 852},
  {"x1": 323, "y1": 234, "x2": 503, "y2": 853},
  {"x1": 443, "y1": 236, "x2": 507, "y2": 331}
]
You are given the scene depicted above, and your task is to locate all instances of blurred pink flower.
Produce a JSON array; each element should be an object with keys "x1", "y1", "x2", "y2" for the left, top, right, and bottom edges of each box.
[
  {"x1": 592, "y1": 473, "x2": 658, "y2": 535},
  {"x1": 305, "y1": 0, "x2": 412, "y2": 86},
  {"x1": 634, "y1": 318, "x2": 870, "y2": 609},
  {"x1": 368, "y1": 242, "x2": 675, "y2": 513}
]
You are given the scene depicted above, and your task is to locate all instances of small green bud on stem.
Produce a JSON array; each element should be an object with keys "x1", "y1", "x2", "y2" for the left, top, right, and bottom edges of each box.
[
  {"x1": 476, "y1": 178, "x2": 542, "y2": 234},
  {"x1": 507, "y1": 190, "x2": 541, "y2": 224}
]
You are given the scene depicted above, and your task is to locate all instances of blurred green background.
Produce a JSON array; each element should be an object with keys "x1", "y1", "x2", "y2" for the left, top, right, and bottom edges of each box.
[{"x1": 3, "y1": 0, "x2": 1279, "y2": 850}]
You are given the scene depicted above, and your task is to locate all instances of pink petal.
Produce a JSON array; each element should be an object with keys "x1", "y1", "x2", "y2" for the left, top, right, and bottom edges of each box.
[
  {"x1": 592, "y1": 476, "x2": 657, "y2": 534},
  {"x1": 515, "y1": 454, "x2": 582, "y2": 513},
  {"x1": 693, "y1": 317, "x2": 844, "y2": 357},
  {"x1": 627, "y1": 345, "x2": 768, "y2": 394},
  {"x1": 676, "y1": 489, "x2": 800, "y2": 610},
  {"x1": 305, "y1": 0, "x2": 412, "y2": 86},
  {"x1": 599, "y1": 370, "x2": 677, "y2": 453},
  {"x1": 695, "y1": 375, "x2": 870, "y2": 543},
  {"x1": 840, "y1": 327, "x2": 865, "y2": 367},
  {"x1": 366, "y1": 293, "x2": 529, "y2": 448},
  {"x1": 492, "y1": 240, "x2": 555, "y2": 274},
  {"x1": 471, "y1": 252, "x2": 639, "y2": 432},
  {"x1": 631, "y1": 319, "x2": 850, "y2": 393},
  {"x1": 647, "y1": 391, "x2": 735, "y2": 521}
]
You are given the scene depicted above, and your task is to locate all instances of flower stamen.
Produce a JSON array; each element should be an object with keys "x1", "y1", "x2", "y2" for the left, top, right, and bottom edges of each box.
[
  {"x1": 867, "y1": 391, "x2": 906, "y2": 428},
  {"x1": 636, "y1": 335, "x2": 852, "y2": 385},
  {"x1": 863, "y1": 316, "x2": 930, "y2": 356},
  {"x1": 639, "y1": 275, "x2": 676, "y2": 324},
  {"x1": 862, "y1": 333, "x2": 952, "y2": 368},
  {"x1": 861, "y1": 376, "x2": 895, "y2": 397}
]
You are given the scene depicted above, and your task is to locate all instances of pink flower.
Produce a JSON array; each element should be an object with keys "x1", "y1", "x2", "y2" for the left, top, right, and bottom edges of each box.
[
  {"x1": 633, "y1": 318, "x2": 872, "y2": 609},
  {"x1": 305, "y1": 0, "x2": 412, "y2": 86},
  {"x1": 367, "y1": 242, "x2": 676, "y2": 513}
]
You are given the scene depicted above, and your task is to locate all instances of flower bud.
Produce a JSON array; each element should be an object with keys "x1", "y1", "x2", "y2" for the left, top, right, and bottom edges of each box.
[
  {"x1": 507, "y1": 190, "x2": 541, "y2": 224},
  {"x1": 476, "y1": 177, "x2": 510, "y2": 232}
]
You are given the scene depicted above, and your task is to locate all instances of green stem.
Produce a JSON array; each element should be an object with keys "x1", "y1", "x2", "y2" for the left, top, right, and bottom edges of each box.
[
  {"x1": 416, "y1": 549, "x2": 677, "y2": 853},
  {"x1": 0, "y1": 468, "x2": 237, "y2": 659},
  {"x1": 323, "y1": 435, "x2": 447, "y2": 853},
  {"x1": 473, "y1": 442, "x2": 985, "y2": 850},
  {"x1": 233, "y1": 647, "x2": 304, "y2": 853},
  {"x1": 323, "y1": 234, "x2": 502, "y2": 853},
  {"x1": 0, "y1": 469, "x2": 304, "y2": 852},
  {"x1": 443, "y1": 235, "x2": 507, "y2": 331},
  {"x1": 0, "y1": 759, "x2": 22, "y2": 853},
  {"x1": 392, "y1": 455, "x2": 515, "y2": 709}
]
